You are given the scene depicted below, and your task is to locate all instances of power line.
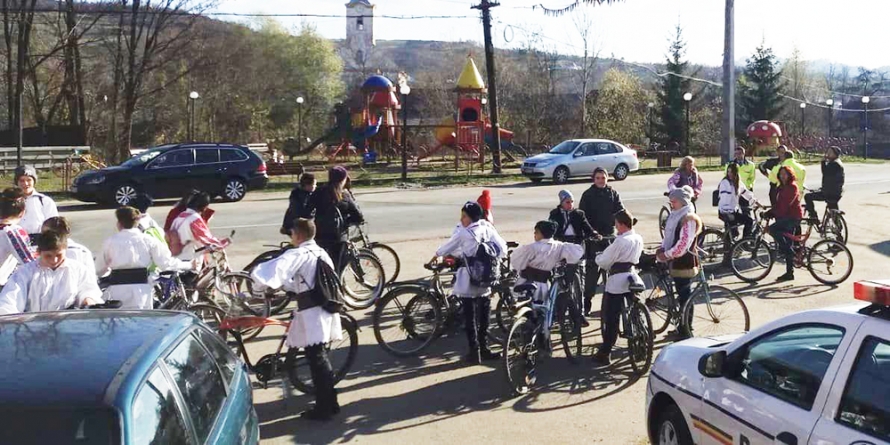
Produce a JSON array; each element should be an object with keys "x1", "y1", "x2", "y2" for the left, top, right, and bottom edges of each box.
[{"x1": 16, "y1": 8, "x2": 475, "y2": 20}]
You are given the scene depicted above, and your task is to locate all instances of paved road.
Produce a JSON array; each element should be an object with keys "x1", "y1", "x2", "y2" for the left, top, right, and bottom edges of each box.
[{"x1": 63, "y1": 163, "x2": 890, "y2": 444}]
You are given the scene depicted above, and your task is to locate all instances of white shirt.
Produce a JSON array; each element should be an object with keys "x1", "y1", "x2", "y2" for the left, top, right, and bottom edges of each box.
[
  {"x1": 96, "y1": 229, "x2": 190, "y2": 276},
  {"x1": 0, "y1": 223, "x2": 34, "y2": 285},
  {"x1": 595, "y1": 229, "x2": 644, "y2": 294},
  {"x1": 717, "y1": 178, "x2": 755, "y2": 214},
  {"x1": 436, "y1": 221, "x2": 507, "y2": 297},
  {"x1": 0, "y1": 259, "x2": 103, "y2": 315},
  {"x1": 511, "y1": 238, "x2": 584, "y2": 302},
  {"x1": 20, "y1": 192, "x2": 58, "y2": 235},
  {"x1": 67, "y1": 239, "x2": 94, "y2": 272}
]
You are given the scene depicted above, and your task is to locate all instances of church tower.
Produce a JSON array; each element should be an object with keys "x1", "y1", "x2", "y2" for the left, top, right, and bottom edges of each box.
[{"x1": 345, "y1": 0, "x2": 375, "y2": 67}]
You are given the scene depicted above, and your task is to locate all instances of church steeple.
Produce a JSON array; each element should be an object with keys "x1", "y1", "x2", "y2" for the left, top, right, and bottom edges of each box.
[{"x1": 346, "y1": 0, "x2": 375, "y2": 67}]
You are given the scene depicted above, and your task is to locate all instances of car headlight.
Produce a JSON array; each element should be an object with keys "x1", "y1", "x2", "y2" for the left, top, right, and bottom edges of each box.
[
  {"x1": 84, "y1": 175, "x2": 105, "y2": 185},
  {"x1": 535, "y1": 160, "x2": 553, "y2": 167}
]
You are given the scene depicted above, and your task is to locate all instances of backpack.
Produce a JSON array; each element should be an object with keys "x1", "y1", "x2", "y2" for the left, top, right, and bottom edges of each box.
[
  {"x1": 310, "y1": 255, "x2": 345, "y2": 314},
  {"x1": 464, "y1": 229, "x2": 501, "y2": 288}
]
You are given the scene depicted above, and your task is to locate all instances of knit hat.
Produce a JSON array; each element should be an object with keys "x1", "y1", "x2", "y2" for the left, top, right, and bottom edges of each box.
[
  {"x1": 535, "y1": 220, "x2": 558, "y2": 239},
  {"x1": 558, "y1": 189, "x2": 574, "y2": 204},
  {"x1": 14, "y1": 165, "x2": 37, "y2": 185},
  {"x1": 477, "y1": 190, "x2": 492, "y2": 211},
  {"x1": 462, "y1": 201, "x2": 483, "y2": 222},
  {"x1": 329, "y1": 166, "x2": 348, "y2": 185},
  {"x1": 668, "y1": 185, "x2": 694, "y2": 207}
]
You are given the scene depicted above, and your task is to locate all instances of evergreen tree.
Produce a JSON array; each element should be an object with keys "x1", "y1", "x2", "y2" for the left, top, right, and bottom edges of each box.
[
  {"x1": 738, "y1": 44, "x2": 785, "y2": 125},
  {"x1": 656, "y1": 25, "x2": 692, "y2": 154}
]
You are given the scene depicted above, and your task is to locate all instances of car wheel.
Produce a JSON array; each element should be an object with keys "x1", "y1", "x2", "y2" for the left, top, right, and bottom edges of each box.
[
  {"x1": 613, "y1": 163, "x2": 630, "y2": 181},
  {"x1": 553, "y1": 166, "x2": 570, "y2": 184},
  {"x1": 654, "y1": 404, "x2": 693, "y2": 445},
  {"x1": 223, "y1": 178, "x2": 247, "y2": 202},
  {"x1": 113, "y1": 184, "x2": 138, "y2": 207}
]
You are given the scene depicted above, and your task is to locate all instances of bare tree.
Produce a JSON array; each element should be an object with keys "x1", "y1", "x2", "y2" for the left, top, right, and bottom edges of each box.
[{"x1": 571, "y1": 5, "x2": 601, "y2": 136}]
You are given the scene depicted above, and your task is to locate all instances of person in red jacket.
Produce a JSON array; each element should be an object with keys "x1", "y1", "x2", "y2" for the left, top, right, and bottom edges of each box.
[{"x1": 767, "y1": 166, "x2": 803, "y2": 282}]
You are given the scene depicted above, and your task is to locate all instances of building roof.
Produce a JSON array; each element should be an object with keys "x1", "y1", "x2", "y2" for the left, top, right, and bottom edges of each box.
[
  {"x1": 345, "y1": 0, "x2": 374, "y2": 8},
  {"x1": 0, "y1": 310, "x2": 196, "y2": 407},
  {"x1": 456, "y1": 56, "x2": 485, "y2": 90}
]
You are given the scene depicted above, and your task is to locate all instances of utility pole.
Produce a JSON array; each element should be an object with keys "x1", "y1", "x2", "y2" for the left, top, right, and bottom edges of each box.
[
  {"x1": 720, "y1": 0, "x2": 735, "y2": 165},
  {"x1": 473, "y1": 0, "x2": 502, "y2": 174}
]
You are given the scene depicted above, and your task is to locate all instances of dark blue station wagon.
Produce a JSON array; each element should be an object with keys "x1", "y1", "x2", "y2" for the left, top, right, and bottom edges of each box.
[{"x1": 0, "y1": 310, "x2": 259, "y2": 445}]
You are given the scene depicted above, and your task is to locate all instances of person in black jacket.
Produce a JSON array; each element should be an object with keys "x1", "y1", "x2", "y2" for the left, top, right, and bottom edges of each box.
[
  {"x1": 804, "y1": 146, "x2": 845, "y2": 221},
  {"x1": 281, "y1": 173, "x2": 316, "y2": 235},
  {"x1": 578, "y1": 167, "x2": 623, "y2": 316},
  {"x1": 301, "y1": 166, "x2": 363, "y2": 272},
  {"x1": 549, "y1": 189, "x2": 597, "y2": 244}
]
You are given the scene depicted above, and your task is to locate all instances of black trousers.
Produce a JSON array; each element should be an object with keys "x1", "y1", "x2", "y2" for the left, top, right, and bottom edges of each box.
[
  {"x1": 770, "y1": 218, "x2": 800, "y2": 273},
  {"x1": 462, "y1": 297, "x2": 492, "y2": 355},
  {"x1": 317, "y1": 240, "x2": 347, "y2": 273},
  {"x1": 600, "y1": 292, "x2": 628, "y2": 355},
  {"x1": 719, "y1": 211, "x2": 754, "y2": 238},
  {"x1": 803, "y1": 191, "x2": 839, "y2": 217},
  {"x1": 768, "y1": 184, "x2": 778, "y2": 208},
  {"x1": 584, "y1": 239, "x2": 610, "y2": 312},
  {"x1": 305, "y1": 343, "x2": 339, "y2": 414}
]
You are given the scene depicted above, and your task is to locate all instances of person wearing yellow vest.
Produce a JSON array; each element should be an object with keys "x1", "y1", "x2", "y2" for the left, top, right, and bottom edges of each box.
[
  {"x1": 769, "y1": 150, "x2": 807, "y2": 198},
  {"x1": 725, "y1": 146, "x2": 757, "y2": 190}
]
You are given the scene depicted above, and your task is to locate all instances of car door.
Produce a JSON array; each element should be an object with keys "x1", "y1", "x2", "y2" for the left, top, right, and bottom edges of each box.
[
  {"x1": 130, "y1": 366, "x2": 196, "y2": 445},
  {"x1": 698, "y1": 323, "x2": 852, "y2": 445},
  {"x1": 594, "y1": 142, "x2": 619, "y2": 171},
  {"x1": 809, "y1": 320, "x2": 890, "y2": 445},
  {"x1": 144, "y1": 148, "x2": 195, "y2": 198},
  {"x1": 192, "y1": 147, "x2": 222, "y2": 194},
  {"x1": 570, "y1": 142, "x2": 599, "y2": 176}
]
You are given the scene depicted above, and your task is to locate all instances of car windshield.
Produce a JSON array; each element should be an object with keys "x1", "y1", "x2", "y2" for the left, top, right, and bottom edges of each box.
[
  {"x1": 0, "y1": 407, "x2": 119, "y2": 445},
  {"x1": 549, "y1": 141, "x2": 581, "y2": 155},
  {"x1": 120, "y1": 145, "x2": 174, "y2": 167}
]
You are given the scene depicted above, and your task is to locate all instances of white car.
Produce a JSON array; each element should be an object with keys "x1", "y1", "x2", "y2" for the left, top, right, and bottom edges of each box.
[
  {"x1": 520, "y1": 139, "x2": 640, "y2": 184},
  {"x1": 646, "y1": 279, "x2": 890, "y2": 445}
]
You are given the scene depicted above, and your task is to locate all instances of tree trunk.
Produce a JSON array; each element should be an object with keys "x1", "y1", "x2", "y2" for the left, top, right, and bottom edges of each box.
[
  {"x1": 109, "y1": 0, "x2": 127, "y2": 163},
  {"x1": 2, "y1": 0, "x2": 14, "y2": 131}
]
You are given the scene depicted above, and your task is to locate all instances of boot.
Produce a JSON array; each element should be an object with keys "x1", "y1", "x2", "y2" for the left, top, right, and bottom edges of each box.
[
  {"x1": 583, "y1": 296, "x2": 594, "y2": 317},
  {"x1": 592, "y1": 348, "x2": 612, "y2": 366},
  {"x1": 462, "y1": 299, "x2": 481, "y2": 364},
  {"x1": 302, "y1": 344, "x2": 339, "y2": 421},
  {"x1": 475, "y1": 298, "x2": 501, "y2": 361},
  {"x1": 776, "y1": 260, "x2": 795, "y2": 282}
]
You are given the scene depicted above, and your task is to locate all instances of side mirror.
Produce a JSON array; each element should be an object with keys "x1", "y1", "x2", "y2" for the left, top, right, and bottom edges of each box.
[
  {"x1": 573, "y1": 150, "x2": 585, "y2": 158},
  {"x1": 698, "y1": 351, "x2": 727, "y2": 378}
]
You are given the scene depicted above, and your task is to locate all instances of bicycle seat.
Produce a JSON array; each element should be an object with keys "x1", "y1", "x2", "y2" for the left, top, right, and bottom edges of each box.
[
  {"x1": 627, "y1": 275, "x2": 646, "y2": 293},
  {"x1": 506, "y1": 241, "x2": 519, "y2": 249},
  {"x1": 513, "y1": 283, "x2": 537, "y2": 295}
]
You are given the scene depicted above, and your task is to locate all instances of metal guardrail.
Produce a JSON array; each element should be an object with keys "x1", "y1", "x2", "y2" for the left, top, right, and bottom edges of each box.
[{"x1": 0, "y1": 146, "x2": 91, "y2": 173}]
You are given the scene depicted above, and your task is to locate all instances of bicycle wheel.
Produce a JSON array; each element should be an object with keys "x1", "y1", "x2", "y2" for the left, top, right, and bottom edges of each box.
[
  {"x1": 698, "y1": 228, "x2": 726, "y2": 270},
  {"x1": 340, "y1": 251, "x2": 386, "y2": 310},
  {"x1": 503, "y1": 316, "x2": 537, "y2": 395},
  {"x1": 287, "y1": 314, "x2": 359, "y2": 394},
  {"x1": 369, "y1": 242, "x2": 401, "y2": 284},
  {"x1": 189, "y1": 303, "x2": 228, "y2": 334},
  {"x1": 807, "y1": 239, "x2": 854, "y2": 285},
  {"x1": 495, "y1": 291, "x2": 516, "y2": 335},
  {"x1": 627, "y1": 299, "x2": 654, "y2": 376},
  {"x1": 244, "y1": 249, "x2": 292, "y2": 315},
  {"x1": 215, "y1": 272, "x2": 271, "y2": 341},
  {"x1": 658, "y1": 206, "x2": 670, "y2": 239},
  {"x1": 823, "y1": 212, "x2": 849, "y2": 244},
  {"x1": 555, "y1": 293, "x2": 582, "y2": 363},
  {"x1": 372, "y1": 286, "x2": 442, "y2": 357},
  {"x1": 681, "y1": 285, "x2": 749, "y2": 338},
  {"x1": 729, "y1": 238, "x2": 774, "y2": 283},
  {"x1": 639, "y1": 271, "x2": 674, "y2": 335}
]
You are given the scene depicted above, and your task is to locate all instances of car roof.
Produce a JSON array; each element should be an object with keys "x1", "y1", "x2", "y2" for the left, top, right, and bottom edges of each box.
[
  {"x1": 565, "y1": 138, "x2": 623, "y2": 144},
  {"x1": 0, "y1": 310, "x2": 198, "y2": 407},
  {"x1": 148, "y1": 143, "x2": 247, "y2": 152}
]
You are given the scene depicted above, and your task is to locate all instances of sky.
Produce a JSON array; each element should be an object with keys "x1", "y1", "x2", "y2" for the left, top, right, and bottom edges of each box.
[{"x1": 214, "y1": 0, "x2": 890, "y2": 70}]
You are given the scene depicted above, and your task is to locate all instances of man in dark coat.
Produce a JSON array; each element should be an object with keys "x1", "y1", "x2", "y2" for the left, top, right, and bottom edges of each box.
[
  {"x1": 281, "y1": 173, "x2": 316, "y2": 235},
  {"x1": 804, "y1": 146, "x2": 845, "y2": 221},
  {"x1": 578, "y1": 167, "x2": 624, "y2": 316}
]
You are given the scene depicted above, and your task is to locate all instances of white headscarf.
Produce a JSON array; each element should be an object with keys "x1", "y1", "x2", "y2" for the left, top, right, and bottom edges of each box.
[{"x1": 662, "y1": 186, "x2": 695, "y2": 251}]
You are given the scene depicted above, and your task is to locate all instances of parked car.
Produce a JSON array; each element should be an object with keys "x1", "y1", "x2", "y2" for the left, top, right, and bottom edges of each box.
[
  {"x1": 520, "y1": 139, "x2": 640, "y2": 184},
  {"x1": 72, "y1": 143, "x2": 269, "y2": 207},
  {"x1": 646, "y1": 279, "x2": 890, "y2": 445},
  {"x1": 0, "y1": 310, "x2": 259, "y2": 445}
]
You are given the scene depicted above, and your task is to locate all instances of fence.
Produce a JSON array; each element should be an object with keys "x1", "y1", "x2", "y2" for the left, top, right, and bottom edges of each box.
[{"x1": 0, "y1": 146, "x2": 91, "y2": 193}]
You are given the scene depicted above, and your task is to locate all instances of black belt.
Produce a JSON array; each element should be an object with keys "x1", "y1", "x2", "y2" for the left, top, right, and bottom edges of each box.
[
  {"x1": 520, "y1": 267, "x2": 552, "y2": 283},
  {"x1": 290, "y1": 290, "x2": 322, "y2": 311},
  {"x1": 609, "y1": 262, "x2": 635, "y2": 276},
  {"x1": 106, "y1": 268, "x2": 150, "y2": 285}
]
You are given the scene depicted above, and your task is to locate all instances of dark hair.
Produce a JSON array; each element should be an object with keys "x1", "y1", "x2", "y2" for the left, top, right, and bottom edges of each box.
[
  {"x1": 614, "y1": 210, "x2": 634, "y2": 229},
  {"x1": 177, "y1": 189, "x2": 200, "y2": 209},
  {"x1": 300, "y1": 173, "x2": 316, "y2": 187},
  {"x1": 592, "y1": 167, "x2": 608, "y2": 179},
  {"x1": 116, "y1": 206, "x2": 140, "y2": 229},
  {"x1": 37, "y1": 230, "x2": 67, "y2": 252},
  {"x1": 784, "y1": 150, "x2": 795, "y2": 160},
  {"x1": 0, "y1": 187, "x2": 26, "y2": 219},
  {"x1": 293, "y1": 218, "x2": 316, "y2": 240},
  {"x1": 725, "y1": 162, "x2": 740, "y2": 193},
  {"x1": 735, "y1": 146, "x2": 746, "y2": 155},
  {"x1": 187, "y1": 191, "x2": 211, "y2": 211},
  {"x1": 42, "y1": 216, "x2": 72, "y2": 235}
]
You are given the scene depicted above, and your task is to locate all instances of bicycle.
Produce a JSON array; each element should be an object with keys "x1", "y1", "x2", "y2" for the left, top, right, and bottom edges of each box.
[
  {"x1": 350, "y1": 223, "x2": 402, "y2": 285},
  {"x1": 638, "y1": 251, "x2": 750, "y2": 338},
  {"x1": 614, "y1": 277, "x2": 654, "y2": 375},
  {"x1": 729, "y1": 209, "x2": 854, "y2": 285},
  {"x1": 802, "y1": 187, "x2": 848, "y2": 244},
  {"x1": 697, "y1": 205, "x2": 765, "y2": 270},
  {"x1": 502, "y1": 262, "x2": 585, "y2": 395},
  {"x1": 192, "y1": 304, "x2": 358, "y2": 395}
]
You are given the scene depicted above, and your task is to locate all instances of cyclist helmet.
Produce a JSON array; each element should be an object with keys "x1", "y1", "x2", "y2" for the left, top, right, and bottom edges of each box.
[{"x1": 13, "y1": 165, "x2": 37, "y2": 185}]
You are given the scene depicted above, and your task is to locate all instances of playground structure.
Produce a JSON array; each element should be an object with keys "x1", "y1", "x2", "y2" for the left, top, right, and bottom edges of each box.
[{"x1": 303, "y1": 56, "x2": 523, "y2": 169}]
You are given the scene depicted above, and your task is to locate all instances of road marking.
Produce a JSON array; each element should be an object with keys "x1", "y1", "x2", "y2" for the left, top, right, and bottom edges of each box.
[{"x1": 213, "y1": 223, "x2": 280, "y2": 229}]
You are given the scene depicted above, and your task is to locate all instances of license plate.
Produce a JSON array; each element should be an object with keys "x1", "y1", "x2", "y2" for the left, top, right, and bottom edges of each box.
[{"x1": 522, "y1": 168, "x2": 533, "y2": 174}]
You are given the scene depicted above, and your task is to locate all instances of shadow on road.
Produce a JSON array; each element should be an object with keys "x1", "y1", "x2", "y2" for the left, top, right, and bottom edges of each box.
[{"x1": 869, "y1": 240, "x2": 890, "y2": 257}]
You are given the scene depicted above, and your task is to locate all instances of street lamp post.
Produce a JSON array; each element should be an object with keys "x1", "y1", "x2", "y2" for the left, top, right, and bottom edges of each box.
[
  {"x1": 862, "y1": 96, "x2": 870, "y2": 159},
  {"x1": 296, "y1": 96, "x2": 304, "y2": 154},
  {"x1": 683, "y1": 92, "x2": 692, "y2": 154},
  {"x1": 825, "y1": 99, "x2": 834, "y2": 138},
  {"x1": 188, "y1": 91, "x2": 199, "y2": 141},
  {"x1": 647, "y1": 102, "x2": 654, "y2": 142},
  {"x1": 799, "y1": 102, "x2": 807, "y2": 136},
  {"x1": 399, "y1": 83, "x2": 411, "y2": 181}
]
